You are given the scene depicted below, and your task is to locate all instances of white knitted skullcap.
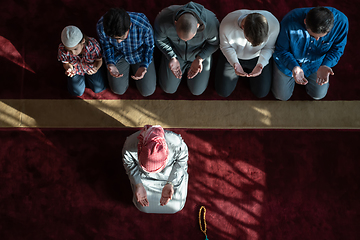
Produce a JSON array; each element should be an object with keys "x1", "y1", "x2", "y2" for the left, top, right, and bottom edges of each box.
[{"x1": 61, "y1": 26, "x2": 83, "y2": 48}]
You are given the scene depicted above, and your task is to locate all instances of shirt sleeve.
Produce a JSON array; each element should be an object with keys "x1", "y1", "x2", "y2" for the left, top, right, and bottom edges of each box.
[
  {"x1": 273, "y1": 20, "x2": 301, "y2": 72},
  {"x1": 196, "y1": 15, "x2": 220, "y2": 60},
  {"x1": 96, "y1": 20, "x2": 116, "y2": 65},
  {"x1": 166, "y1": 137, "x2": 188, "y2": 186},
  {"x1": 257, "y1": 18, "x2": 280, "y2": 67},
  {"x1": 321, "y1": 14, "x2": 348, "y2": 68},
  {"x1": 219, "y1": 24, "x2": 240, "y2": 67},
  {"x1": 140, "y1": 24, "x2": 155, "y2": 68},
  {"x1": 122, "y1": 134, "x2": 142, "y2": 186},
  {"x1": 154, "y1": 11, "x2": 178, "y2": 60},
  {"x1": 92, "y1": 38, "x2": 103, "y2": 60},
  {"x1": 57, "y1": 44, "x2": 69, "y2": 63}
]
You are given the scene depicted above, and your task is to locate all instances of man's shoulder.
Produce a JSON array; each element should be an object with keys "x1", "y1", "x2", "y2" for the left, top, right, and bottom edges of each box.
[
  {"x1": 88, "y1": 37, "x2": 98, "y2": 44},
  {"x1": 328, "y1": 7, "x2": 348, "y2": 24},
  {"x1": 280, "y1": 8, "x2": 308, "y2": 30},
  {"x1": 123, "y1": 131, "x2": 141, "y2": 152},
  {"x1": 58, "y1": 43, "x2": 65, "y2": 50},
  {"x1": 154, "y1": 6, "x2": 178, "y2": 30},
  {"x1": 128, "y1": 11, "x2": 147, "y2": 19},
  {"x1": 96, "y1": 16, "x2": 106, "y2": 36},
  {"x1": 155, "y1": 5, "x2": 180, "y2": 22},
  {"x1": 129, "y1": 12, "x2": 152, "y2": 29},
  {"x1": 96, "y1": 15, "x2": 104, "y2": 27},
  {"x1": 257, "y1": 10, "x2": 278, "y2": 21},
  {"x1": 87, "y1": 37, "x2": 100, "y2": 50},
  {"x1": 165, "y1": 131, "x2": 185, "y2": 148},
  {"x1": 282, "y1": 7, "x2": 309, "y2": 21}
]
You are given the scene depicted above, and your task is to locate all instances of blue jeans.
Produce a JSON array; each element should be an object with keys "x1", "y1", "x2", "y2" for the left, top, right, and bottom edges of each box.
[
  {"x1": 272, "y1": 63, "x2": 329, "y2": 101},
  {"x1": 67, "y1": 67, "x2": 106, "y2": 96}
]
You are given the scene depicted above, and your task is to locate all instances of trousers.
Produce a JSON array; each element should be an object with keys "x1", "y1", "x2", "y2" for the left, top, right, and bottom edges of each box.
[
  {"x1": 107, "y1": 58, "x2": 156, "y2": 97},
  {"x1": 215, "y1": 52, "x2": 272, "y2": 98},
  {"x1": 272, "y1": 63, "x2": 329, "y2": 101},
  {"x1": 158, "y1": 54, "x2": 212, "y2": 96},
  {"x1": 67, "y1": 67, "x2": 106, "y2": 96}
]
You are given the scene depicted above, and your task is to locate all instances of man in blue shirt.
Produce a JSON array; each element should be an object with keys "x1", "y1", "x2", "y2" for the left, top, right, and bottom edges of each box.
[
  {"x1": 272, "y1": 7, "x2": 348, "y2": 100},
  {"x1": 97, "y1": 8, "x2": 156, "y2": 97}
]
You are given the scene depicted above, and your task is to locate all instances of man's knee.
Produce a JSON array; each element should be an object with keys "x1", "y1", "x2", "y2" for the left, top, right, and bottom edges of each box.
[
  {"x1": 159, "y1": 73, "x2": 179, "y2": 94},
  {"x1": 109, "y1": 82, "x2": 127, "y2": 95},
  {"x1": 189, "y1": 88, "x2": 206, "y2": 96},
  {"x1": 93, "y1": 85, "x2": 106, "y2": 93},
  {"x1": 271, "y1": 78, "x2": 293, "y2": 101},
  {"x1": 253, "y1": 88, "x2": 270, "y2": 99},
  {"x1": 215, "y1": 88, "x2": 232, "y2": 98},
  {"x1": 161, "y1": 85, "x2": 177, "y2": 94},
  {"x1": 188, "y1": 79, "x2": 209, "y2": 96},
  {"x1": 272, "y1": 88, "x2": 292, "y2": 101},
  {"x1": 139, "y1": 86, "x2": 156, "y2": 97},
  {"x1": 107, "y1": 75, "x2": 128, "y2": 95},
  {"x1": 307, "y1": 89, "x2": 328, "y2": 100},
  {"x1": 70, "y1": 88, "x2": 85, "y2": 96},
  {"x1": 306, "y1": 81, "x2": 329, "y2": 100},
  {"x1": 68, "y1": 82, "x2": 85, "y2": 96}
]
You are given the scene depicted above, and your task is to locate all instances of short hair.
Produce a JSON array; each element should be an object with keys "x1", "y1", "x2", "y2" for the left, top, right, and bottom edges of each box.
[
  {"x1": 103, "y1": 8, "x2": 131, "y2": 37},
  {"x1": 176, "y1": 13, "x2": 198, "y2": 36},
  {"x1": 306, "y1": 7, "x2": 334, "y2": 34},
  {"x1": 243, "y1": 13, "x2": 269, "y2": 47},
  {"x1": 82, "y1": 35, "x2": 89, "y2": 46}
]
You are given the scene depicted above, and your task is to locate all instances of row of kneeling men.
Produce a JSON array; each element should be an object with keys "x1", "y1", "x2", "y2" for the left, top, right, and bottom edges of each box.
[{"x1": 58, "y1": 2, "x2": 348, "y2": 101}]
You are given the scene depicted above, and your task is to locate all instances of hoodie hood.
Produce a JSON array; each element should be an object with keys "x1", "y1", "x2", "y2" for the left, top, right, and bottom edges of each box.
[{"x1": 173, "y1": 2, "x2": 206, "y2": 32}]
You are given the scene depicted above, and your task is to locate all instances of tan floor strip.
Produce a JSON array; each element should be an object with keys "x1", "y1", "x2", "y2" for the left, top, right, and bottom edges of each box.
[{"x1": 0, "y1": 99, "x2": 359, "y2": 129}]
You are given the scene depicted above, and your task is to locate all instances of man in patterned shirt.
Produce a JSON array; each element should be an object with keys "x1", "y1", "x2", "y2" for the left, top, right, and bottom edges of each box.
[
  {"x1": 97, "y1": 8, "x2": 156, "y2": 97},
  {"x1": 58, "y1": 25, "x2": 106, "y2": 96}
]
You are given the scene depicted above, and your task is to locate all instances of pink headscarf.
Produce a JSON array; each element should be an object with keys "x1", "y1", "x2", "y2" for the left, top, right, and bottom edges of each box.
[{"x1": 137, "y1": 125, "x2": 169, "y2": 173}]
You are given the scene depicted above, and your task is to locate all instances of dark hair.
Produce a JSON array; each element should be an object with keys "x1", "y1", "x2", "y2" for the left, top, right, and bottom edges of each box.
[
  {"x1": 83, "y1": 35, "x2": 89, "y2": 46},
  {"x1": 306, "y1": 7, "x2": 334, "y2": 34},
  {"x1": 243, "y1": 13, "x2": 269, "y2": 47},
  {"x1": 176, "y1": 13, "x2": 198, "y2": 36},
  {"x1": 103, "y1": 8, "x2": 131, "y2": 37}
]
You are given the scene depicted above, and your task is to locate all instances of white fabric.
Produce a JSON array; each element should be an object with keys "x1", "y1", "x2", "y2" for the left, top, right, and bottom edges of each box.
[
  {"x1": 219, "y1": 10, "x2": 280, "y2": 67},
  {"x1": 123, "y1": 130, "x2": 189, "y2": 214},
  {"x1": 61, "y1": 26, "x2": 83, "y2": 48}
]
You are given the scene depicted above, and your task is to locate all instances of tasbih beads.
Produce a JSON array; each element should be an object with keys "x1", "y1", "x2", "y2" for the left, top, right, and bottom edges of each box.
[{"x1": 199, "y1": 206, "x2": 209, "y2": 240}]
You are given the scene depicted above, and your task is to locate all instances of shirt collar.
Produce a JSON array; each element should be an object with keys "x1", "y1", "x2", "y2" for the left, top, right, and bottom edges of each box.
[{"x1": 238, "y1": 14, "x2": 248, "y2": 28}]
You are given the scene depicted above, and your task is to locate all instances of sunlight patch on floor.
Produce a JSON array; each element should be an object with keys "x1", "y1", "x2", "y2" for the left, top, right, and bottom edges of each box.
[{"x1": 0, "y1": 99, "x2": 359, "y2": 129}]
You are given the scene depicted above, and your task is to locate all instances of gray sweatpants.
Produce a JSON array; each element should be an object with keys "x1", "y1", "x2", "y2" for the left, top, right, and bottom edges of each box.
[
  {"x1": 158, "y1": 54, "x2": 212, "y2": 96},
  {"x1": 107, "y1": 58, "x2": 156, "y2": 97}
]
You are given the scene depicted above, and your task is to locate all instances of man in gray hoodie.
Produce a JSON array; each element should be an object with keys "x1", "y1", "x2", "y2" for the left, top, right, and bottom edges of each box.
[{"x1": 154, "y1": 2, "x2": 219, "y2": 95}]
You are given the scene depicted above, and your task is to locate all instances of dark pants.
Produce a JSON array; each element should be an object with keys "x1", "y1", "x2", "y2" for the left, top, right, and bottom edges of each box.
[{"x1": 215, "y1": 53, "x2": 272, "y2": 98}]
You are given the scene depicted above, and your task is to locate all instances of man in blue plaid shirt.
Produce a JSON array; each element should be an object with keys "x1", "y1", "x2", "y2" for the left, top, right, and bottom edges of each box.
[{"x1": 97, "y1": 8, "x2": 156, "y2": 96}]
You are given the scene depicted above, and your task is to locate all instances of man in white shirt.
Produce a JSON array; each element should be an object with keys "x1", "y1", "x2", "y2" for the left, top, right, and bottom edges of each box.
[
  {"x1": 122, "y1": 125, "x2": 189, "y2": 214},
  {"x1": 215, "y1": 10, "x2": 280, "y2": 98}
]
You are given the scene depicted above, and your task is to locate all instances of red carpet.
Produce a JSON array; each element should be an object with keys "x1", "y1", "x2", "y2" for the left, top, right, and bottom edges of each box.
[
  {"x1": 0, "y1": 0, "x2": 358, "y2": 100},
  {"x1": 1, "y1": 128, "x2": 359, "y2": 239},
  {"x1": 1, "y1": 0, "x2": 359, "y2": 239}
]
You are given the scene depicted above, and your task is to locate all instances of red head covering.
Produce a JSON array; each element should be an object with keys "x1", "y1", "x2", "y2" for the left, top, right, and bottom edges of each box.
[{"x1": 137, "y1": 125, "x2": 169, "y2": 173}]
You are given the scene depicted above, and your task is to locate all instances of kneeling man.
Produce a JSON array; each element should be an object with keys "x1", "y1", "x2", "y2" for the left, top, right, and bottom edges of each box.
[
  {"x1": 272, "y1": 7, "x2": 348, "y2": 100},
  {"x1": 122, "y1": 125, "x2": 189, "y2": 214}
]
